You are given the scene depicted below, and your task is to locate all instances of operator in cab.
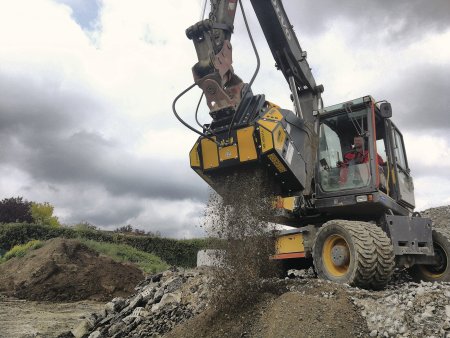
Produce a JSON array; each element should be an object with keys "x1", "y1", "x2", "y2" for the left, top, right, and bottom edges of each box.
[
  {"x1": 338, "y1": 136, "x2": 385, "y2": 186},
  {"x1": 341, "y1": 136, "x2": 384, "y2": 167}
]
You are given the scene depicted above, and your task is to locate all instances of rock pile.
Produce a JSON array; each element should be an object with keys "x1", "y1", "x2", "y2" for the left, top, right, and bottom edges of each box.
[
  {"x1": 422, "y1": 205, "x2": 450, "y2": 229},
  {"x1": 66, "y1": 267, "x2": 211, "y2": 338},
  {"x1": 350, "y1": 278, "x2": 450, "y2": 338}
]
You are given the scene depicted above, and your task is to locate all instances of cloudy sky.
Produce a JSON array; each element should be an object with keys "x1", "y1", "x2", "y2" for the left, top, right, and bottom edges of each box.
[{"x1": 0, "y1": 0, "x2": 449, "y2": 238}]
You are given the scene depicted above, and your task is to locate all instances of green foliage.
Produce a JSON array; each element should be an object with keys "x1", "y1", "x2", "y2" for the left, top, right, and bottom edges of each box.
[
  {"x1": 79, "y1": 239, "x2": 168, "y2": 274},
  {"x1": 73, "y1": 221, "x2": 97, "y2": 231},
  {"x1": 0, "y1": 223, "x2": 207, "y2": 267},
  {"x1": 1, "y1": 239, "x2": 43, "y2": 262},
  {"x1": 31, "y1": 202, "x2": 61, "y2": 228},
  {"x1": 0, "y1": 197, "x2": 33, "y2": 223},
  {"x1": 114, "y1": 224, "x2": 160, "y2": 237},
  {"x1": 114, "y1": 224, "x2": 134, "y2": 233}
]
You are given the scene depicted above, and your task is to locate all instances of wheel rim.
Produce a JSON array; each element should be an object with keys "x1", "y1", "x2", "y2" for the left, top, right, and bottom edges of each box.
[
  {"x1": 322, "y1": 234, "x2": 351, "y2": 277},
  {"x1": 420, "y1": 242, "x2": 448, "y2": 279}
]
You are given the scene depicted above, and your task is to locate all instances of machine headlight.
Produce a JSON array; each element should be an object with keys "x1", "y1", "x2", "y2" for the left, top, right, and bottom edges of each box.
[{"x1": 356, "y1": 195, "x2": 368, "y2": 203}]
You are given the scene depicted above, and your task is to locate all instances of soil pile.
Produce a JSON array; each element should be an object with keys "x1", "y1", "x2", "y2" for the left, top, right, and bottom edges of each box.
[
  {"x1": 0, "y1": 238, "x2": 143, "y2": 301},
  {"x1": 168, "y1": 276, "x2": 368, "y2": 338}
]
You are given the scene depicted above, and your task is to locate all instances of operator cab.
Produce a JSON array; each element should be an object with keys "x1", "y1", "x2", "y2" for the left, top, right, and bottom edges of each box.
[{"x1": 315, "y1": 96, "x2": 415, "y2": 218}]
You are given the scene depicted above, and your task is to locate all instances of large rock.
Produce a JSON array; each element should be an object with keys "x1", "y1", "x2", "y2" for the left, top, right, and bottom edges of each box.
[
  {"x1": 151, "y1": 292, "x2": 182, "y2": 312},
  {"x1": 72, "y1": 319, "x2": 94, "y2": 338}
]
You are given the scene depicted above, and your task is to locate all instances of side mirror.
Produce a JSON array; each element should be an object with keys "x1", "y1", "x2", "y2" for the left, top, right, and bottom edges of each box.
[{"x1": 379, "y1": 102, "x2": 392, "y2": 118}]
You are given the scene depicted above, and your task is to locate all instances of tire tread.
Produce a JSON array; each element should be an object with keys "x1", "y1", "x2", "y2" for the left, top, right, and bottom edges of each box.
[{"x1": 313, "y1": 220, "x2": 378, "y2": 288}]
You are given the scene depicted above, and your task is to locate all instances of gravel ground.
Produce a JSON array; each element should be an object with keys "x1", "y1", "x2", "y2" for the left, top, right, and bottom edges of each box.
[
  {"x1": 349, "y1": 271, "x2": 450, "y2": 338},
  {"x1": 63, "y1": 267, "x2": 449, "y2": 338},
  {"x1": 3, "y1": 268, "x2": 449, "y2": 338},
  {"x1": 0, "y1": 297, "x2": 103, "y2": 338}
]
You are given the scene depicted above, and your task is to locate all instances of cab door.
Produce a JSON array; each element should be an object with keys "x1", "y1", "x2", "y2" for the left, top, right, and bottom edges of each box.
[{"x1": 386, "y1": 120, "x2": 415, "y2": 209}]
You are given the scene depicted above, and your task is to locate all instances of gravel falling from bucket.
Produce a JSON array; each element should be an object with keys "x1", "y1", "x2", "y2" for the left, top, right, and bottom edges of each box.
[{"x1": 202, "y1": 172, "x2": 280, "y2": 312}]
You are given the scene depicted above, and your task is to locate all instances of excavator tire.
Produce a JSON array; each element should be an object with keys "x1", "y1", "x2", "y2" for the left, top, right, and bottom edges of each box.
[
  {"x1": 409, "y1": 228, "x2": 450, "y2": 282},
  {"x1": 366, "y1": 224, "x2": 395, "y2": 290},
  {"x1": 312, "y1": 220, "x2": 377, "y2": 288}
]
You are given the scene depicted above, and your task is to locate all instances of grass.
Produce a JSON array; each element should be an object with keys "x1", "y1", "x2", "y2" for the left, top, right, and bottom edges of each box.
[
  {"x1": 0, "y1": 239, "x2": 43, "y2": 263},
  {"x1": 79, "y1": 239, "x2": 169, "y2": 274}
]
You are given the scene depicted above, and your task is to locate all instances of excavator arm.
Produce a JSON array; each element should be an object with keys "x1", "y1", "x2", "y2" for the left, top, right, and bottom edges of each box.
[
  {"x1": 186, "y1": 0, "x2": 244, "y2": 113},
  {"x1": 182, "y1": 0, "x2": 324, "y2": 198},
  {"x1": 186, "y1": 0, "x2": 323, "y2": 122}
]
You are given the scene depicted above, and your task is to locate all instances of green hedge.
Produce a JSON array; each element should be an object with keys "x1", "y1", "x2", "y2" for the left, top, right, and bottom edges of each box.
[{"x1": 0, "y1": 223, "x2": 207, "y2": 267}]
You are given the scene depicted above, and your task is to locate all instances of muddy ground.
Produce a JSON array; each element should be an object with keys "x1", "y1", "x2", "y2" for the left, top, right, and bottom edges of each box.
[{"x1": 0, "y1": 297, "x2": 103, "y2": 338}]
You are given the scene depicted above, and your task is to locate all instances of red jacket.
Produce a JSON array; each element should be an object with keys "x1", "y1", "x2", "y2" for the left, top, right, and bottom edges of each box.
[
  {"x1": 342, "y1": 150, "x2": 384, "y2": 166},
  {"x1": 339, "y1": 150, "x2": 384, "y2": 185}
]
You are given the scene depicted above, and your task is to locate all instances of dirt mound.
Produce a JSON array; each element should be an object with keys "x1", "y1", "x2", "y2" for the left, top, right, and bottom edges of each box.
[
  {"x1": 0, "y1": 238, "x2": 144, "y2": 301},
  {"x1": 168, "y1": 278, "x2": 368, "y2": 338},
  {"x1": 254, "y1": 290, "x2": 366, "y2": 338}
]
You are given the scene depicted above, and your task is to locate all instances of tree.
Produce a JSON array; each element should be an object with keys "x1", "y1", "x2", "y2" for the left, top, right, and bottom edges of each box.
[
  {"x1": 31, "y1": 202, "x2": 61, "y2": 228},
  {"x1": 0, "y1": 197, "x2": 33, "y2": 223}
]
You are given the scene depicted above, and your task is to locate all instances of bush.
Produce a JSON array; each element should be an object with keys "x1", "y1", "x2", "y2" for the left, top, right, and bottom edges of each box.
[
  {"x1": 1, "y1": 239, "x2": 43, "y2": 262},
  {"x1": 30, "y1": 202, "x2": 61, "y2": 228},
  {"x1": 0, "y1": 223, "x2": 207, "y2": 267},
  {"x1": 79, "y1": 239, "x2": 168, "y2": 274}
]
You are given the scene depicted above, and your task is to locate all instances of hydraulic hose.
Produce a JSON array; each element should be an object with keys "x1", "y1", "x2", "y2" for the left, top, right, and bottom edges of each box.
[
  {"x1": 194, "y1": 92, "x2": 205, "y2": 129},
  {"x1": 172, "y1": 83, "x2": 220, "y2": 145}
]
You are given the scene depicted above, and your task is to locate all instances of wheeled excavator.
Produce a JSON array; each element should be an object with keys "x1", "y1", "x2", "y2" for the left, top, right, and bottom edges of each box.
[{"x1": 173, "y1": 0, "x2": 450, "y2": 289}]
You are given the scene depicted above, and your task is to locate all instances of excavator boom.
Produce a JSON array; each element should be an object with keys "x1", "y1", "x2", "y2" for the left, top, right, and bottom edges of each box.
[{"x1": 250, "y1": 0, "x2": 323, "y2": 122}]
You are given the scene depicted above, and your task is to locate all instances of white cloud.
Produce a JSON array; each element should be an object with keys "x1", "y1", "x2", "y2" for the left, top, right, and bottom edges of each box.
[
  {"x1": 415, "y1": 176, "x2": 450, "y2": 211},
  {"x1": 136, "y1": 128, "x2": 199, "y2": 159},
  {"x1": 405, "y1": 134, "x2": 450, "y2": 170},
  {"x1": 130, "y1": 198, "x2": 206, "y2": 239}
]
